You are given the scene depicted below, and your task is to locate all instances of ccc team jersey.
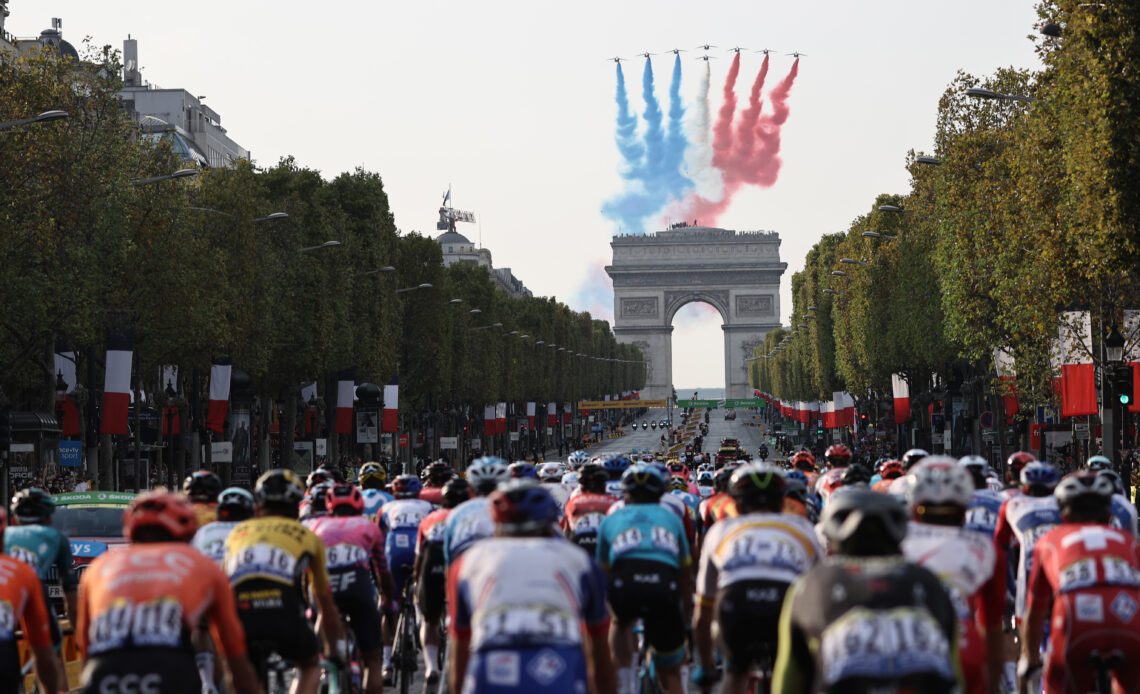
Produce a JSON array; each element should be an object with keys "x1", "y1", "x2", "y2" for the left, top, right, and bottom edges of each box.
[
  {"x1": 696, "y1": 513, "x2": 822, "y2": 600},
  {"x1": 597, "y1": 502, "x2": 690, "y2": 571},
  {"x1": 223, "y1": 516, "x2": 330, "y2": 595},
  {"x1": 0, "y1": 554, "x2": 52, "y2": 686}
]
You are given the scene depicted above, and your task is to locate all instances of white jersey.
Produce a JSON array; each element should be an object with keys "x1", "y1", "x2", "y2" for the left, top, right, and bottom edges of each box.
[
  {"x1": 543, "y1": 482, "x2": 570, "y2": 509},
  {"x1": 996, "y1": 493, "x2": 1061, "y2": 617},
  {"x1": 1111, "y1": 494, "x2": 1139, "y2": 536},
  {"x1": 696, "y1": 513, "x2": 822, "y2": 597},
  {"x1": 192, "y1": 520, "x2": 240, "y2": 564},
  {"x1": 901, "y1": 522, "x2": 997, "y2": 621}
]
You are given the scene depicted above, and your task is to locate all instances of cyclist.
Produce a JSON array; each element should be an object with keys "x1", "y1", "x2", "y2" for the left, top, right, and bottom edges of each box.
[
  {"x1": 447, "y1": 480, "x2": 615, "y2": 694},
  {"x1": 1086, "y1": 456, "x2": 1138, "y2": 535},
  {"x1": 192, "y1": 486, "x2": 256, "y2": 563},
  {"x1": 789, "y1": 450, "x2": 818, "y2": 488},
  {"x1": 299, "y1": 479, "x2": 335, "y2": 522},
  {"x1": 420, "y1": 460, "x2": 454, "y2": 506},
  {"x1": 669, "y1": 476, "x2": 703, "y2": 530},
  {"x1": 994, "y1": 461, "x2": 1061, "y2": 621},
  {"x1": 901, "y1": 457, "x2": 1005, "y2": 694},
  {"x1": 597, "y1": 464, "x2": 692, "y2": 694},
  {"x1": 414, "y1": 477, "x2": 471, "y2": 687},
  {"x1": 184, "y1": 469, "x2": 223, "y2": 527},
  {"x1": 783, "y1": 470, "x2": 822, "y2": 523},
  {"x1": 538, "y1": 461, "x2": 571, "y2": 508},
  {"x1": 567, "y1": 449, "x2": 590, "y2": 471},
  {"x1": 692, "y1": 464, "x2": 822, "y2": 694},
  {"x1": 870, "y1": 459, "x2": 904, "y2": 493},
  {"x1": 772, "y1": 488, "x2": 961, "y2": 692},
  {"x1": 1020, "y1": 471, "x2": 1140, "y2": 693},
  {"x1": 563, "y1": 463, "x2": 616, "y2": 553},
  {"x1": 601, "y1": 455, "x2": 632, "y2": 499},
  {"x1": 959, "y1": 455, "x2": 1004, "y2": 537},
  {"x1": 700, "y1": 464, "x2": 739, "y2": 527},
  {"x1": 378, "y1": 474, "x2": 433, "y2": 680},
  {"x1": 1003, "y1": 451, "x2": 1036, "y2": 498},
  {"x1": 223, "y1": 469, "x2": 345, "y2": 694},
  {"x1": 0, "y1": 507, "x2": 63, "y2": 694},
  {"x1": 307, "y1": 483, "x2": 393, "y2": 694},
  {"x1": 444, "y1": 456, "x2": 511, "y2": 564},
  {"x1": 358, "y1": 461, "x2": 393, "y2": 520},
  {"x1": 814, "y1": 444, "x2": 853, "y2": 503},
  {"x1": 78, "y1": 491, "x2": 259, "y2": 693},
  {"x1": 695, "y1": 469, "x2": 715, "y2": 498},
  {"x1": 886, "y1": 448, "x2": 931, "y2": 496}
]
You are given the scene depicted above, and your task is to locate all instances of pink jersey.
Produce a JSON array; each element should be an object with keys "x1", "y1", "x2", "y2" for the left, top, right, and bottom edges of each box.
[{"x1": 305, "y1": 515, "x2": 388, "y2": 578}]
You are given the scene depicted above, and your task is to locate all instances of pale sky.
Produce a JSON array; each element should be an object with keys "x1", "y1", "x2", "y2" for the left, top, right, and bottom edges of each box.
[{"x1": 11, "y1": 0, "x2": 1041, "y2": 389}]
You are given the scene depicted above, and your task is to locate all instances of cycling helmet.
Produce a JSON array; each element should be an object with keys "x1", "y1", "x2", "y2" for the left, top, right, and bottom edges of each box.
[
  {"x1": 422, "y1": 461, "x2": 453, "y2": 486},
  {"x1": 879, "y1": 460, "x2": 905, "y2": 480},
  {"x1": 785, "y1": 469, "x2": 810, "y2": 488},
  {"x1": 907, "y1": 456, "x2": 973, "y2": 515},
  {"x1": 696, "y1": 470, "x2": 714, "y2": 487},
  {"x1": 567, "y1": 450, "x2": 590, "y2": 469},
  {"x1": 647, "y1": 461, "x2": 670, "y2": 479},
  {"x1": 669, "y1": 476, "x2": 689, "y2": 493},
  {"x1": 840, "y1": 463, "x2": 872, "y2": 487},
  {"x1": 578, "y1": 464, "x2": 608, "y2": 494},
  {"x1": 508, "y1": 462, "x2": 538, "y2": 480},
  {"x1": 183, "y1": 470, "x2": 223, "y2": 503},
  {"x1": 391, "y1": 474, "x2": 423, "y2": 499},
  {"x1": 466, "y1": 457, "x2": 510, "y2": 495},
  {"x1": 821, "y1": 488, "x2": 908, "y2": 557},
  {"x1": 254, "y1": 469, "x2": 305, "y2": 506},
  {"x1": 537, "y1": 463, "x2": 564, "y2": 483},
  {"x1": 728, "y1": 463, "x2": 786, "y2": 513},
  {"x1": 326, "y1": 483, "x2": 364, "y2": 516},
  {"x1": 901, "y1": 448, "x2": 929, "y2": 470},
  {"x1": 318, "y1": 463, "x2": 345, "y2": 483},
  {"x1": 668, "y1": 462, "x2": 689, "y2": 477},
  {"x1": 124, "y1": 491, "x2": 198, "y2": 543},
  {"x1": 358, "y1": 461, "x2": 388, "y2": 488},
  {"x1": 1086, "y1": 455, "x2": 1113, "y2": 472},
  {"x1": 11, "y1": 488, "x2": 55, "y2": 523},
  {"x1": 824, "y1": 444, "x2": 853, "y2": 467},
  {"x1": 307, "y1": 481, "x2": 334, "y2": 515},
  {"x1": 441, "y1": 477, "x2": 473, "y2": 509},
  {"x1": 1020, "y1": 461, "x2": 1061, "y2": 497},
  {"x1": 621, "y1": 464, "x2": 667, "y2": 500},
  {"x1": 1098, "y1": 469, "x2": 1126, "y2": 496},
  {"x1": 783, "y1": 474, "x2": 819, "y2": 523},
  {"x1": 217, "y1": 487, "x2": 255, "y2": 522},
  {"x1": 601, "y1": 455, "x2": 632, "y2": 480},
  {"x1": 713, "y1": 466, "x2": 736, "y2": 493},
  {"x1": 1055, "y1": 471, "x2": 1115, "y2": 521},
  {"x1": 306, "y1": 468, "x2": 334, "y2": 489},
  {"x1": 791, "y1": 450, "x2": 817, "y2": 472},
  {"x1": 489, "y1": 480, "x2": 560, "y2": 533},
  {"x1": 1007, "y1": 451, "x2": 1035, "y2": 478},
  {"x1": 561, "y1": 471, "x2": 580, "y2": 489},
  {"x1": 873, "y1": 457, "x2": 893, "y2": 474}
]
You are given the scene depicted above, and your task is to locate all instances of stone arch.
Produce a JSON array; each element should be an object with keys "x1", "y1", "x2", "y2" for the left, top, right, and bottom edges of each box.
[{"x1": 664, "y1": 290, "x2": 730, "y2": 326}]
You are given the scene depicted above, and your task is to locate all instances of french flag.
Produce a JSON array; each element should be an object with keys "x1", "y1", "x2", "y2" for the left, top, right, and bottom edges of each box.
[
  {"x1": 563, "y1": 402, "x2": 573, "y2": 425},
  {"x1": 891, "y1": 374, "x2": 911, "y2": 425},
  {"x1": 100, "y1": 330, "x2": 133, "y2": 435},
  {"x1": 382, "y1": 377, "x2": 399, "y2": 433},
  {"x1": 1124, "y1": 310, "x2": 1140, "y2": 414},
  {"x1": 1058, "y1": 311, "x2": 1097, "y2": 418},
  {"x1": 526, "y1": 402, "x2": 536, "y2": 429},
  {"x1": 833, "y1": 392, "x2": 855, "y2": 428},
  {"x1": 547, "y1": 402, "x2": 557, "y2": 427},
  {"x1": 301, "y1": 382, "x2": 318, "y2": 436},
  {"x1": 54, "y1": 350, "x2": 81, "y2": 437},
  {"x1": 206, "y1": 359, "x2": 232, "y2": 433},
  {"x1": 993, "y1": 349, "x2": 1019, "y2": 424},
  {"x1": 335, "y1": 369, "x2": 356, "y2": 435},
  {"x1": 821, "y1": 401, "x2": 836, "y2": 429},
  {"x1": 496, "y1": 402, "x2": 507, "y2": 434},
  {"x1": 484, "y1": 405, "x2": 496, "y2": 434}
]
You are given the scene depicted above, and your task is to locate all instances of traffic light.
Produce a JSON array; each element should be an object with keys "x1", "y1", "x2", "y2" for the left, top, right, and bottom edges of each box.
[
  {"x1": 0, "y1": 408, "x2": 10, "y2": 452},
  {"x1": 1118, "y1": 365, "x2": 1135, "y2": 407}
]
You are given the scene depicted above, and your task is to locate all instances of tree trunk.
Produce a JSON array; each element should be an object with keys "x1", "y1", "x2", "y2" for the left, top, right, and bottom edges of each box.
[{"x1": 282, "y1": 391, "x2": 297, "y2": 472}]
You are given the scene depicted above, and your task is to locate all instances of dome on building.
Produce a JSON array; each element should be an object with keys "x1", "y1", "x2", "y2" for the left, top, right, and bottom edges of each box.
[
  {"x1": 437, "y1": 230, "x2": 472, "y2": 245},
  {"x1": 37, "y1": 28, "x2": 79, "y2": 60}
]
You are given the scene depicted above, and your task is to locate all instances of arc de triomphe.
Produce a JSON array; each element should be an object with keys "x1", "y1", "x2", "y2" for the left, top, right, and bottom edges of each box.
[{"x1": 605, "y1": 227, "x2": 786, "y2": 400}]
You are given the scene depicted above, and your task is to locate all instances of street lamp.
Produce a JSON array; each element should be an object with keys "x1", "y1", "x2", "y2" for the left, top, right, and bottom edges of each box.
[
  {"x1": 356, "y1": 266, "x2": 396, "y2": 277},
  {"x1": 0, "y1": 109, "x2": 68, "y2": 132},
  {"x1": 449, "y1": 298, "x2": 464, "y2": 305},
  {"x1": 254, "y1": 212, "x2": 291, "y2": 223},
  {"x1": 862, "y1": 231, "x2": 897, "y2": 240},
  {"x1": 879, "y1": 205, "x2": 903, "y2": 214},
  {"x1": 965, "y1": 87, "x2": 1033, "y2": 104},
  {"x1": 1106, "y1": 326, "x2": 1125, "y2": 363},
  {"x1": 298, "y1": 240, "x2": 341, "y2": 253},
  {"x1": 839, "y1": 258, "x2": 868, "y2": 266},
  {"x1": 468, "y1": 308, "x2": 482, "y2": 315},
  {"x1": 915, "y1": 155, "x2": 943, "y2": 166},
  {"x1": 131, "y1": 168, "x2": 200, "y2": 186},
  {"x1": 823, "y1": 288, "x2": 842, "y2": 295},
  {"x1": 830, "y1": 270, "x2": 847, "y2": 277},
  {"x1": 807, "y1": 306, "x2": 818, "y2": 312},
  {"x1": 395, "y1": 283, "x2": 433, "y2": 294}
]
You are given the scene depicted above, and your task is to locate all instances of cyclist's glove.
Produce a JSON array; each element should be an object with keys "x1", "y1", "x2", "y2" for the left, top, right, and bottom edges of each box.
[
  {"x1": 331, "y1": 638, "x2": 350, "y2": 665},
  {"x1": 690, "y1": 665, "x2": 721, "y2": 688}
]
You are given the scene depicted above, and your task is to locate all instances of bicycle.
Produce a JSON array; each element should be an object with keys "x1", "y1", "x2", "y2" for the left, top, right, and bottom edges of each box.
[
  {"x1": 633, "y1": 621, "x2": 662, "y2": 694},
  {"x1": 249, "y1": 642, "x2": 295, "y2": 694},
  {"x1": 320, "y1": 613, "x2": 361, "y2": 694},
  {"x1": 1089, "y1": 649, "x2": 1124, "y2": 694},
  {"x1": 390, "y1": 582, "x2": 420, "y2": 694}
]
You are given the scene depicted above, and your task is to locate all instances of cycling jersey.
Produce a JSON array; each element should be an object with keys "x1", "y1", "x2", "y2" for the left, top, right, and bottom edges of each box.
[
  {"x1": 772, "y1": 556, "x2": 960, "y2": 693},
  {"x1": 416, "y1": 508, "x2": 451, "y2": 623},
  {"x1": 223, "y1": 516, "x2": 330, "y2": 664},
  {"x1": 380, "y1": 498, "x2": 433, "y2": 595},
  {"x1": 4, "y1": 523, "x2": 76, "y2": 589},
  {"x1": 994, "y1": 494, "x2": 1061, "y2": 618},
  {"x1": 870, "y1": 478, "x2": 897, "y2": 494},
  {"x1": 1110, "y1": 494, "x2": 1138, "y2": 536},
  {"x1": 0, "y1": 554, "x2": 52, "y2": 692},
  {"x1": 815, "y1": 467, "x2": 847, "y2": 503},
  {"x1": 77, "y1": 544, "x2": 247, "y2": 693},
  {"x1": 420, "y1": 487, "x2": 445, "y2": 507},
  {"x1": 562, "y1": 493, "x2": 615, "y2": 553},
  {"x1": 542, "y1": 482, "x2": 570, "y2": 509},
  {"x1": 191, "y1": 501, "x2": 217, "y2": 529},
  {"x1": 1027, "y1": 523, "x2": 1140, "y2": 693},
  {"x1": 902, "y1": 522, "x2": 1004, "y2": 694},
  {"x1": 447, "y1": 537, "x2": 609, "y2": 693},
  {"x1": 964, "y1": 489, "x2": 1004, "y2": 536},
  {"x1": 609, "y1": 495, "x2": 697, "y2": 548},
  {"x1": 700, "y1": 492, "x2": 735, "y2": 528},
  {"x1": 597, "y1": 502, "x2": 690, "y2": 571},
  {"x1": 306, "y1": 515, "x2": 388, "y2": 653},
  {"x1": 444, "y1": 497, "x2": 495, "y2": 564},
  {"x1": 191, "y1": 520, "x2": 240, "y2": 564},
  {"x1": 670, "y1": 489, "x2": 702, "y2": 527},
  {"x1": 361, "y1": 488, "x2": 393, "y2": 520},
  {"x1": 604, "y1": 479, "x2": 623, "y2": 499}
]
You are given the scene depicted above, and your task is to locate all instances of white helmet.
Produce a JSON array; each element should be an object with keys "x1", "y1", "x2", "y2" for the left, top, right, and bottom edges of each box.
[
  {"x1": 561, "y1": 471, "x2": 580, "y2": 489},
  {"x1": 466, "y1": 457, "x2": 510, "y2": 493},
  {"x1": 538, "y1": 462, "x2": 564, "y2": 482},
  {"x1": 567, "y1": 450, "x2": 590, "y2": 469},
  {"x1": 906, "y1": 456, "x2": 974, "y2": 509}
]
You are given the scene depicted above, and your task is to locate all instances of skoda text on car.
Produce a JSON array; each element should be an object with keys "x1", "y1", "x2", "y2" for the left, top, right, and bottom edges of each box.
[{"x1": 46, "y1": 491, "x2": 135, "y2": 599}]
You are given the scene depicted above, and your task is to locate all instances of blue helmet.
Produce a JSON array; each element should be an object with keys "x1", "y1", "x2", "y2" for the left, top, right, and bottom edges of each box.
[
  {"x1": 508, "y1": 462, "x2": 538, "y2": 480},
  {"x1": 391, "y1": 474, "x2": 423, "y2": 499},
  {"x1": 621, "y1": 463, "x2": 667, "y2": 499},
  {"x1": 646, "y1": 461, "x2": 669, "y2": 478},
  {"x1": 602, "y1": 455, "x2": 632, "y2": 479},
  {"x1": 1020, "y1": 461, "x2": 1060, "y2": 496},
  {"x1": 489, "y1": 480, "x2": 559, "y2": 533}
]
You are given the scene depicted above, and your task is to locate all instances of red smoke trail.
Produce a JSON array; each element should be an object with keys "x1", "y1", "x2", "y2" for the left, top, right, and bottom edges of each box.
[
  {"x1": 728, "y1": 54, "x2": 770, "y2": 170},
  {"x1": 709, "y1": 53, "x2": 741, "y2": 170},
  {"x1": 745, "y1": 58, "x2": 799, "y2": 186}
]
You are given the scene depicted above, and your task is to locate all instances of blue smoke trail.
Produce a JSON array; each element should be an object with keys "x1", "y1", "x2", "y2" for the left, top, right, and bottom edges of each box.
[
  {"x1": 614, "y1": 63, "x2": 643, "y2": 168},
  {"x1": 664, "y1": 53, "x2": 693, "y2": 200},
  {"x1": 640, "y1": 57, "x2": 666, "y2": 182}
]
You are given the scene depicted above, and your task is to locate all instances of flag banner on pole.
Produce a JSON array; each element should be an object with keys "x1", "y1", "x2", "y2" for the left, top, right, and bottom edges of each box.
[
  {"x1": 206, "y1": 359, "x2": 232, "y2": 433},
  {"x1": 526, "y1": 402, "x2": 536, "y2": 429},
  {"x1": 54, "y1": 351, "x2": 81, "y2": 436},
  {"x1": 300, "y1": 381, "x2": 317, "y2": 403},
  {"x1": 891, "y1": 373, "x2": 911, "y2": 425},
  {"x1": 1057, "y1": 311, "x2": 1096, "y2": 418},
  {"x1": 335, "y1": 368, "x2": 356, "y2": 435},
  {"x1": 547, "y1": 402, "x2": 557, "y2": 427},
  {"x1": 100, "y1": 330, "x2": 133, "y2": 435},
  {"x1": 993, "y1": 349, "x2": 1019, "y2": 424},
  {"x1": 382, "y1": 376, "x2": 399, "y2": 433},
  {"x1": 563, "y1": 402, "x2": 573, "y2": 425},
  {"x1": 161, "y1": 406, "x2": 181, "y2": 436},
  {"x1": 496, "y1": 402, "x2": 507, "y2": 435},
  {"x1": 1125, "y1": 310, "x2": 1140, "y2": 413},
  {"x1": 833, "y1": 392, "x2": 855, "y2": 428},
  {"x1": 484, "y1": 405, "x2": 496, "y2": 433},
  {"x1": 159, "y1": 365, "x2": 179, "y2": 394}
]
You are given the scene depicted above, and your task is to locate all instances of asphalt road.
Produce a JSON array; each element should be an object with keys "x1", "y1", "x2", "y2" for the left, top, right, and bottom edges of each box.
[{"x1": 589, "y1": 406, "x2": 771, "y2": 459}]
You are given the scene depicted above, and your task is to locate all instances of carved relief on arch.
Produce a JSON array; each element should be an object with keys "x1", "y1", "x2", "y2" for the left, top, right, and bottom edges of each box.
[{"x1": 664, "y1": 290, "x2": 729, "y2": 323}]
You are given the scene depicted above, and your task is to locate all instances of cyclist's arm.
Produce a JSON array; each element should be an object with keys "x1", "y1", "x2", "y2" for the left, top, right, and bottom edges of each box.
[
  {"x1": 981, "y1": 543, "x2": 1007, "y2": 694},
  {"x1": 371, "y1": 532, "x2": 395, "y2": 607},
  {"x1": 204, "y1": 565, "x2": 260, "y2": 692},
  {"x1": 55, "y1": 536, "x2": 78, "y2": 622},
  {"x1": 771, "y1": 583, "x2": 812, "y2": 694},
  {"x1": 446, "y1": 559, "x2": 472, "y2": 693},
  {"x1": 1019, "y1": 544, "x2": 1050, "y2": 678},
  {"x1": 692, "y1": 536, "x2": 718, "y2": 671},
  {"x1": 75, "y1": 570, "x2": 90, "y2": 658},
  {"x1": 307, "y1": 543, "x2": 346, "y2": 654},
  {"x1": 20, "y1": 570, "x2": 63, "y2": 694}
]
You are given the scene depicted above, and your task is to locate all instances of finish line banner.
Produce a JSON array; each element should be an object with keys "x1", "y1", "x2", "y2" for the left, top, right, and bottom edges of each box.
[{"x1": 578, "y1": 399, "x2": 667, "y2": 410}]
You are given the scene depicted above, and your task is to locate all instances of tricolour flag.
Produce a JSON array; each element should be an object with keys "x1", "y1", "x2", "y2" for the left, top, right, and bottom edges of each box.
[
  {"x1": 382, "y1": 377, "x2": 399, "y2": 433},
  {"x1": 484, "y1": 405, "x2": 496, "y2": 434},
  {"x1": 891, "y1": 374, "x2": 911, "y2": 425},
  {"x1": 1057, "y1": 311, "x2": 1096, "y2": 418},
  {"x1": 100, "y1": 331, "x2": 133, "y2": 435},
  {"x1": 335, "y1": 368, "x2": 356, "y2": 435},
  {"x1": 496, "y1": 402, "x2": 507, "y2": 435},
  {"x1": 206, "y1": 359, "x2": 232, "y2": 433},
  {"x1": 547, "y1": 402, "x2": 557, "y2": 427},
  {"x1": 833, "y1": 392, "x2": 856, "y2": 428},
  {"x1": 526, "y1": 402, "x2": 536, "y2": 429},
  {"x1": 54, "y1": 350, "x2": 81, "y2": 437},
  {"x1": 994, "y1": 349, "x2": 1019, "y2": 424}
]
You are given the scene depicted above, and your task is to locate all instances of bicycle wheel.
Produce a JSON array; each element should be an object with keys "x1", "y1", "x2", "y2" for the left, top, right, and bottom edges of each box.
[{"x1": 398, "y1": 601, "x2": 417, "y2": 694}]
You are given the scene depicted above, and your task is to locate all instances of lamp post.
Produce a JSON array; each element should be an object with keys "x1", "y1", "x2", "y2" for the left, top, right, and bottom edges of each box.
[
  {"x1": 0, "y1": 109, "x2": 68, "y2": 132},
  {"x1": 1104, "y1": 325, "x2": 1125, "y2": 467},
  {"x1": 965, "y1": 87, "x2": 1033, "y2": 104},
  {"x1": 130, "y1": 168, "x2": 199, "y2": 186}
]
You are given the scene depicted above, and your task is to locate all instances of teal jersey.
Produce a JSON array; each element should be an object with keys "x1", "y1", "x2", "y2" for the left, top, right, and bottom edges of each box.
[
  {"x1": 4, "y1": 524, "x2": 76, "y2": 589},
  {"x1": 597, "y1": 502, "x2": 691, "y2": 570}
]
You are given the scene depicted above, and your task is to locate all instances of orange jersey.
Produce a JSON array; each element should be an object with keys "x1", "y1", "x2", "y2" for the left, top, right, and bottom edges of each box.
[
  {"x1": 192, "y1": 502, "x2": 217, "y2": 528},
  {"x1": 871, "y1": 478, "x2": 897, "y2": 494},
  {"x1": 0, "y1": 554, "x2": 52, "y2": 649},
  {"x1": 77, "y1": 543, "x2": 247, "y2": 659}
]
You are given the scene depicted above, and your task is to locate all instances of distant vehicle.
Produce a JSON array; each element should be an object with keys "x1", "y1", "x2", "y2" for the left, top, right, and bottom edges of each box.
[
  {"x1": 720, "y1": 437, "x2": 741, "y2": 450},
  {"x1": 650, "y1": 421, "x2": 658, "y2": 430},
  {"x1": 724, "y1": 409, "x2": 737, "y2": 421},
  {"x1": 48, "y1": 491, "x2": 135, "y2": 601},
  {"x1": 660, "y1": 420, "x2": 669, "y2": 429}
]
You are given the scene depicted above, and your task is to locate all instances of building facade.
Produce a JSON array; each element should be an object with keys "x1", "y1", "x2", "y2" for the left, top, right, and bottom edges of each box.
[{"x1": 436, "y1": 229, "x2": 532, "y2": 298}]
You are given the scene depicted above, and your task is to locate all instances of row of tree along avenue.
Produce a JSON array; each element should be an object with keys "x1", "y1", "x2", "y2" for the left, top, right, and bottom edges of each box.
[
  {"x1": 751, "y1": 1, "x2": 1140, "y2": 485},
  {"x1": 0, "y1": 46, "x2": 645, "y2": 492}
]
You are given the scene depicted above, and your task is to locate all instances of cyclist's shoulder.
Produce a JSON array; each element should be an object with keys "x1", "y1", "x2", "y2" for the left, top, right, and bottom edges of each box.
[{"x1": 0, "y1": 552, "x2": 40, "y2": 588}]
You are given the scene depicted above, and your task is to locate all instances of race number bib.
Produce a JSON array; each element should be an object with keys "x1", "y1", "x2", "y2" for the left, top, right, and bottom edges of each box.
[
  {"x1": 225, "y1": 542, "x2": 298, "y2": 582},
  {"x1": 1100, "y1": 557, "x2": 1140, "y2": 588},
  {"x1": 477, "y1": 604, "x2": 579, "y2": 646},
  {"x1": 326, "y1": 543, "x2": 369, "y2": 569},
  {"x1": 1058, "y1": 558, "x2": 1098, "y2": 592},
  {"x1": 0, "y1": 601, "x2": 14, "y2": 641},
  {"x1": 722, "y1": 534, "x2": 807, "y2": 575},
  {"x1": 573, "y1": 513, "x2": 604, "y2": 536},
  {"x1": 820, "y1": 607, "x2": 952, "y2": 684},
  {"x1": 611, "y1": 528, "x2": 642, "y2": 555},
  {"x1": 965, "y1": 506, "x2": 997, "y2": 532},
  {"x1": 7, "y1": 546, "x2": 39, "y2": 571}
]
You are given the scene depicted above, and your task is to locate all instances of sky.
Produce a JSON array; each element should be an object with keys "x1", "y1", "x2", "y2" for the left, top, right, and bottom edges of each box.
[{"x1": 10, "y1": 0, "x2": 1041, "y2": 389}]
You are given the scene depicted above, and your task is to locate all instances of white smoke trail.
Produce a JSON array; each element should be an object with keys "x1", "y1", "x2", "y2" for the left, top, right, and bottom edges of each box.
[{"x1": 682, "y1": 60, "x2": 723, "y2": 209}]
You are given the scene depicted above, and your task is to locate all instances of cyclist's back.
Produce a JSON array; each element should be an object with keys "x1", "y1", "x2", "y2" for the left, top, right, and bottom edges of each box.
[
  {"x1": 4, "y1": 520, "x2": 73, "y2": 589},
  {"x1": 192, "y1": 487, "x2": 255, "y2": 563},
  {"x1": 0, "y1": 507, "x2": 62, "y2": 694},
  {"x1": 994, "y1": 462, "x2": 1061, "y2": 619},
  {"x1": 379, "y1": 475, "x2": 433, "y2": 597},
  {"x1": 443, "y1": 457, "x2": 510, "y2": 563},
  {"x1": 562, "y1": 464, "x2": 615, "y2": 553}
]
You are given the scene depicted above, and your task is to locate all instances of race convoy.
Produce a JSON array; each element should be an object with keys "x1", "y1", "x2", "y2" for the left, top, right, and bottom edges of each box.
[{"x1": 5, "y1": 407, "x2": 1140, "y2": 693}]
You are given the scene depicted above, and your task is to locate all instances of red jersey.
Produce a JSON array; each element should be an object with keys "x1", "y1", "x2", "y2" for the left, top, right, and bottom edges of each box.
[
  {"x1": 700, "y1": 493, "x2": 736, "y2": 528},
  {"x1": 419, "y1": 487, "x2": 444, "y2": 507},
  {"x1": 563, "y1": 493, "x2": 615, "y2": 536},
  {"x1": 77, "y1": 543, "x2": 247, "y2": 659},
  {"x1": 417, "y1": 508, "x2": 451, "y2": 553}
]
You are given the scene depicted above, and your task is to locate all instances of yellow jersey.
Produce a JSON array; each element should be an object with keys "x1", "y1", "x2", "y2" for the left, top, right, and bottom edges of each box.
[{"x1": 222, "y1": 516, "x2": 330, "y2": 596}]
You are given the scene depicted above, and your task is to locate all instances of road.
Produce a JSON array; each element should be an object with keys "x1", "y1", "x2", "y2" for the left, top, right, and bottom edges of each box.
[{"x1": 589, "y1": 406, "x2": 770, "y2": 459}]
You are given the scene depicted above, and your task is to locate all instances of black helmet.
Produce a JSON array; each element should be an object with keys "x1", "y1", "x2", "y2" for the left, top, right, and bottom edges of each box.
[
  {"x1": 821, "y1": 488, "x2": 908, "y2": 557},
  {"x1": 255, "y1": 469, "x2": 305, "y2": 506},
  {"x1": 620, "y1": 464, "x2": 667, "y2": 500},
  {"x1": 441, "y1": 478, "x2": 473, "y2": 509},
  {"x1": 578, "y1": 464, "x2": 608, "y2": 495},
  {"x1": 901, "y1": 448, "x2": 929, "y2": 470},
  {"x1": 183, "y1": 470, "x2": 222, "y2": 503},
  {"x1": 11, "y1": 488, "x2": 55, "y2": 523},
  {"x1": 840, "y1": 463, "x2": 872, "y2": 487},
  {"x1": 728, "y1": 464, "x2": 786, "y2": 514},
  {"x1": 217, "y1": 487, "x2": 255, "y2": 522},
  {"x1": 423, "y1": 461, "x2": 454, "y2": 486},
  {"x1": 713, "y1": 465, "x2": 737, "y2": 493}
]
